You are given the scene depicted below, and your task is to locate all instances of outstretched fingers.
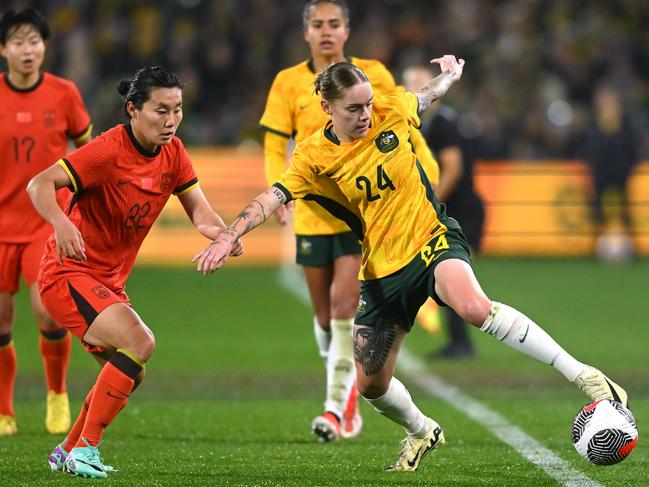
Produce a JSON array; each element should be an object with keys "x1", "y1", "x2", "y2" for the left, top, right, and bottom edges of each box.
[
  {"x1": 192, "y1": 243, "x2": 229, "y2": 275},
  {"x1": 430, "y1": 55, "x2": 465, "y2": 80}
]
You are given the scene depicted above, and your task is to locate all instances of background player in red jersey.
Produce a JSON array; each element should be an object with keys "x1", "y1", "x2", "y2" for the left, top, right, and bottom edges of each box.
[
  {"x1": 0, "y1": 8, "x2": 92, "y2": 437},
  {"x1": 27, "y1": 66, "x2": 242, "y2": 478}
]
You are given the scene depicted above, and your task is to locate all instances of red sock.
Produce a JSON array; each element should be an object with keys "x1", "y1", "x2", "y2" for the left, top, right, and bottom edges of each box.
[
  {"x1": 39, "y1": 330, "x2": 71, "y2": 393},
  {"x1": 63, "y1": 386, "x2": 94, "y2": 452},
  {"x1": 76, "y1": 358, "x2": 138, "y2": 447},
  {"x1": 0, "y1": 337, "x2": 16, "y2": 416}
]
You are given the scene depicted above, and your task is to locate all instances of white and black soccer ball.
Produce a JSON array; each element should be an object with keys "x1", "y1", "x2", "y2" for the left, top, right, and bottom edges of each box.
[{"x1": 572, "y1": 399, "x2": 638, "y2": 465}]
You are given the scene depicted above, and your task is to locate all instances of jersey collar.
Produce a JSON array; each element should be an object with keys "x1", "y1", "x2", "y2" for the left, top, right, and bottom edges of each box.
[
  {"x1": 307, "y1": 56, "x2": 353, "y2": 73},
  {"x1": 124, "y1": 123, "x2": 162, "y2": 158},
  {"x1": 3, "y1": 72, "x2": 44, "y2": 92},
  {"x1": 323, "y1": 121, "x2": 340, "y2": 145}
]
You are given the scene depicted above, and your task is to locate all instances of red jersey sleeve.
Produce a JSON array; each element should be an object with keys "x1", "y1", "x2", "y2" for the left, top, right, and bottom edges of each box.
[
  {"x1": 65, "y1": 83, "x2": 92, "y2": 142},
  {"x1": 173, "y1": 139, "x2": 198, "y2": 195},
  {"x1": 58, "y1": 133, "x2": 114, "y2": 193}
]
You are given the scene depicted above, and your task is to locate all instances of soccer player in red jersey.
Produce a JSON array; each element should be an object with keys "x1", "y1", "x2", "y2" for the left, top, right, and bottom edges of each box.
[
  {"x1": 27, "y1": 66, "x2": 242, "y2": 478},
  {"x1": 0, "y1": 8, "x2": 92, "y2": 437}
]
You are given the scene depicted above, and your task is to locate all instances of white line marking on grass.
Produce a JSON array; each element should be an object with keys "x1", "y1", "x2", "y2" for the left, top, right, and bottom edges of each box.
[
  {"x1": 398, "y1": 349, "x2": 602, "y2": 487},
  {"x1": 277, "y1": 265, "x2": 602, "y2": 486}
]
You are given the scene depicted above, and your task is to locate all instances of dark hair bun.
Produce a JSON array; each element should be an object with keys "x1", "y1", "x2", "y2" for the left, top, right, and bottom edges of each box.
[{"x1": 117, "y1": 79, "x2": 131, "y2": 96}]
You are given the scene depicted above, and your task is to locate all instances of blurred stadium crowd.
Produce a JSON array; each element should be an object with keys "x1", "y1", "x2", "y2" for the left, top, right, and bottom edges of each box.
[{"x1": 5, "y1": 0, "x2": 649, "y2": 159}]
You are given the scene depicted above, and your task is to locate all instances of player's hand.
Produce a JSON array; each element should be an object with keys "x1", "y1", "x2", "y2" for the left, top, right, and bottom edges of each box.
[
  {"x1": 430, "y1": 55, "x2": 465, "y2": 82},
  {"x1": 229, "y1": 238, "x2": 244, "y2": 257},
  {"x1": 192, "y1": 231, "x2": 236, "y2": 275},
  {"x1": 53, "y1": 217, "x2": 86, "y2": 263}
]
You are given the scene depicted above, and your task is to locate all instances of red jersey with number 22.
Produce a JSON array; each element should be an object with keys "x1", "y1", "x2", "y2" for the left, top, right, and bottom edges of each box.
[{"x1": 39, "y1": 124, "x2": 198, "y2": 291}]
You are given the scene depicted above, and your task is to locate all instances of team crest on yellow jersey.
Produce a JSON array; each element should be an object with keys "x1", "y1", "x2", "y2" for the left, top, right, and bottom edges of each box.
[{"x1": 375, "y1": 130, "x2": 399, "y2": 153}]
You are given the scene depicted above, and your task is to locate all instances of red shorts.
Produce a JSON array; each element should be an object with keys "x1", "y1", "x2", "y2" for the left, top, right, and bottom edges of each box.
[
  {"x1": 40, "y1": 273, "x2": 130, "y2": 353},
  {"x1": 0, "y1": 238, "x2": 48, "y2": 293}
]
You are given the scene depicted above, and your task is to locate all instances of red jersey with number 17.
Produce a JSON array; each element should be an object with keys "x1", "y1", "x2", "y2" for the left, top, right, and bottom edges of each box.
[
  {"x1": 0, "y1": 73, "x2": 92, "y2": 243},
  {"x1": 39, "y1": 124, "x2": 198, "y2": 292}
]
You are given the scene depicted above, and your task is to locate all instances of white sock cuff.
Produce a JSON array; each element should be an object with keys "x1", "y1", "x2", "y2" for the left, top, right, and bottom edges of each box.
[
  {"x1": 481, "y1": 301, "x2": 523, "y2": 340},
  {"x1": 365, "y1": 377, "x2": 406, "y2": 407},
  {"x1": 330, "y1": 318, "x2": 353, "y2": 333},
  {"x1": 313, "y1": 316, "x2": 331, "y2": 360}
]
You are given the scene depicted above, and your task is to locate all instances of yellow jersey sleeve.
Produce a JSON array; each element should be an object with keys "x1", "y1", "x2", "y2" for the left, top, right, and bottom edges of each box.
[
  {"x1": 264, "y1": 131, "x2": 289, "y2": 186},
  {"x1": 259, "y1": 71, "x2": 293, "y2": 137}
]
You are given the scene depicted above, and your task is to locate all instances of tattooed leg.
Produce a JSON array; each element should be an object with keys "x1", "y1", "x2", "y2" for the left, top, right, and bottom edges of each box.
[{"x1": 353, "y1": 319, "x2": 407, "y2": 399}]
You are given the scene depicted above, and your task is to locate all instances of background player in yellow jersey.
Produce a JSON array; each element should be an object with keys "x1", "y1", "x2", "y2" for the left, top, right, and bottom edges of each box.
[
  {"x1": 259, "y1": 0, "x2": 438, "y2": 442},
  {"x1": 196, "y1": 56, "x2": 628, "y2": 472}
]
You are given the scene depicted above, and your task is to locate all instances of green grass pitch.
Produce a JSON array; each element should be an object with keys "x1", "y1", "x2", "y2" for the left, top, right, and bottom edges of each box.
[{"x1": 1, "y1": 258, "x2": 647, "y2": 485}]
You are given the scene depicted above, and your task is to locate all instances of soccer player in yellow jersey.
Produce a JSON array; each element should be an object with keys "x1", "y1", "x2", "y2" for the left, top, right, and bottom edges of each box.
[
  {"x1": 259, "y1": 0, "x2": 438, "y2": 442},
  {"x1": 196, "y1": 57, "x2": 628, "y2": 472}
]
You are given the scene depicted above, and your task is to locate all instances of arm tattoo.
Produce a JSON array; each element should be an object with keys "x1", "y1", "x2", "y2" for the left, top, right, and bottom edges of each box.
[
  {"x1": 237, "y1": 209, "x2": 252, "y2": 220},
  {"x1": 353, "y1": 319, "x2": 398, "y2": 375},
  {"x1": 251, "y1": 199, "x2": 266, "y2": 221},
  {"x1": 416, "y1": 72, "x2": 454, "y2": 113},
  {"x1": 272, "y1": 186, "x2": 287, "y2": 204}
]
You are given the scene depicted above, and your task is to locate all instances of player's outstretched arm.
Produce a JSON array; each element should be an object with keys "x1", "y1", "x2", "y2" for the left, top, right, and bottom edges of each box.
[
  {"x1": 27, "y1": 163, "x2": 86, "y2": 263},
  {"x1": 178, "y1": 186, "x2": 243, "y2": 256},
  {"x1": 416, "y1": 55, "x2": 465, "y2": 113},
  {"x1": 192, "y1": 186, "x2": 287, "y2": 275}
]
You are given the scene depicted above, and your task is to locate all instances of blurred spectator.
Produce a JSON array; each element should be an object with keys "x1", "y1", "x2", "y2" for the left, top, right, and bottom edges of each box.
[
  {"x1": 578, "y1": 84, "x2": 639, "y2": 261},
  {"x1": 0, "y1": 0, "x2": 646, "y2": 154}
]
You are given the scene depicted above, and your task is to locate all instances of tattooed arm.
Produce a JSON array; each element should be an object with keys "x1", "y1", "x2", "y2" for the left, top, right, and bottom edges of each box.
[
  {"x1": 192, "y1": 186, "x2": 287, "y2": 274},
  {"x1": 416, "y1": 55, "x2": 465, "y2": 114}
]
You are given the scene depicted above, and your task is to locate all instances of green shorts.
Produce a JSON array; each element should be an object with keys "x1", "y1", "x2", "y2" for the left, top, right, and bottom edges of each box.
[
  {"x1": 295, "y1": 232, "x2": 361, "y2": 267},
  {"x1": 355, "y1": 227, "x2": 471, "y2": 332}
]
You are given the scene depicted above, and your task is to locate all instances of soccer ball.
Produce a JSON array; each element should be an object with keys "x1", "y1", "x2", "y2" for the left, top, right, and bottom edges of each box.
[{"x1": 572, "y1": 399, "x2": 638, "y2": 465}]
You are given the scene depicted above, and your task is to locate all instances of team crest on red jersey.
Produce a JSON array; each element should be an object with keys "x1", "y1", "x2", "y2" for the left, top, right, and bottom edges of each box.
[
  {"x1": 91, "y1": 285, "x2": 111, "y2": 299},
  {"x1": 160, "y1": 172, "x2": 174, "y2": 191},
  {"x1": 43, "y1": 110, "x2": 55, "y2": 127}
]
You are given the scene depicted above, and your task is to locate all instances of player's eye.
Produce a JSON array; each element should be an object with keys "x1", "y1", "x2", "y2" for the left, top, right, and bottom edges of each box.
[{"x1": 330, "y1": 21, "x2": 341, "y2": 28}]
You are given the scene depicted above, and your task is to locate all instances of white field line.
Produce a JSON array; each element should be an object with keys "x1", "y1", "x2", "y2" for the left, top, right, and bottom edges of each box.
[{"x1": 278, "y1": 264, "x2": 603, "y2": 487}]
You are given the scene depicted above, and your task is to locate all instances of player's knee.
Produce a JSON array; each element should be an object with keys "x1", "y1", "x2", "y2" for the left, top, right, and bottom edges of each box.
[
  {"x1": 331, "y1": 293, "x2": 358, "y2": 319},
  {"x1": 33, "y1": 310, "x2": 57, "y2": 330},
  {"x1": 131, "y1": 329, "x2": 156, "y2": 362},
  {"x1": 0, "y1": 298, "x2": 14, "y2": 333},
  {"x1": 454, "y1": 297, "x2": 491, "y2": 327}
]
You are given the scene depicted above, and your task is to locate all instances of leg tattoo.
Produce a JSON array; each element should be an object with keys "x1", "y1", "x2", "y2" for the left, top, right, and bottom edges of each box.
[{"x1": 354, "y1": 318, "x2": 397, "y2": 376}]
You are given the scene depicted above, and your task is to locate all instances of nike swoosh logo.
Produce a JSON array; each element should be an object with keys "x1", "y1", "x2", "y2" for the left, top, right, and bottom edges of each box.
[
  {"x1": 106, "y1": 390, "x2": 126, "y2": 399},
  {"x1": 519, "y1": 324, "x2": 530, "y2": 343},
  {"x1": 432, "y1": 250, "x2": 449, "y2": 262},
  {"x1": 75, "y1": 458, "x2": 104, "y2": 472},
  {"x1": 407, "y1": 448, "x2": 422, "y2": 468},
  {"x1": 604, "y1": 378, "x2": 622, "y2": 404}
]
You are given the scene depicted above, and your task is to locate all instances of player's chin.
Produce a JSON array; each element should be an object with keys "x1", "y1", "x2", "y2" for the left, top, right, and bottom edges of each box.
[
  {"x1": 355, "y1": 127, "x2": 369, "y2": 137},
  {"x1": 158, "y1": 133, "x2": 175, "y2": 145}
]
